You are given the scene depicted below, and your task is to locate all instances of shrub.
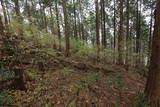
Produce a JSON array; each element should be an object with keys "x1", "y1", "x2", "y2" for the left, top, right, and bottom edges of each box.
[
  {"x1": 26, "y1": 68, "x2": 40, "y2": 81},
  {"x1": 34, "y1": 87, "x2": 46, "y2": 93},
  {"x1": 59, "y1": 67, "x2": 76, "y2": 76},
  {"x1": 0, "y1": 89, "x2": 14, "y2": 105},
  {"x1": 135, "y1": 94, "x2": 149, "y2": 107}
]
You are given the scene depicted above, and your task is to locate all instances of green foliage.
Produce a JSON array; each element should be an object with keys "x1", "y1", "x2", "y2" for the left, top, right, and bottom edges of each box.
[
  {"x1": 135, "y1": 94, "x2": 149, "y2": 107},
  {"x1": 27, "y1": 68, "x2": 40, "y2": 80},
  {"x1": 75, "y1": 46, "x2": 96, "y2": 57},
  {"x1": 59, "y1": 67, "x2": 76, "y2": 76},
  {"x1": 0, "y1": 90, "x2": 14, "y2": 105},
  {"x1": 45, "y1": 102, "x2": 52, "y2": 107},
  {"x1": 74, "y1": 72, "x2": 102, "y2": 93},
  {"x1": 34, "y1": 87, "x2": 46, "y2": 93},
  {"x1": 44, "y1": 73, "x2": 52, "y2": 79},
  {"x1": 0, "y1": 70, "x2": 15, "y2": 81},
  {"x1": 13, "y1": 90, "x2": 23, "y2": 101},
  {"x1": 8, "y1": 21, "x2": 57, "y2": 50},
  {"x1": 70, "y1": 39, "x2": 84, "y2": 52},
  {"x1": 108, "y1": 73, "x2": 126, "y2": 91},
  {"x1": 69, "y1": 101, "x2": 77, "y2": 107},
  {"x1": 40, "y1": 33, "x2": 57, "y2": 46},
  {"x1": 9, "y1": 21, "x2": 24, "y2": 34},
  {"x1": 70, "y1": 39, "x2": 97, "y2": 57}
]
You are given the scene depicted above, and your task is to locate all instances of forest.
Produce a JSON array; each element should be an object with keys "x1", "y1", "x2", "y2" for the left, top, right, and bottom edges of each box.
[{"x1": 0, "y1": 0, "x2": 160, "y2": 106}]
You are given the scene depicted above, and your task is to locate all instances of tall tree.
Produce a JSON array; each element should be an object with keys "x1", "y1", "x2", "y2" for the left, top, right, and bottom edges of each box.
[
  {"x1": 13, "y1": 0, "x2": 26, "y2": 90},
  {"x1": 49, "y1": 6, "x2": 57, "y2": 49},
  {"x1": 14, "y1": 0, "x2": 21, "y2": 21},
  {"x1": 73, "y1": 0, "x2": 78, "y2": 39},
  {"x1": 145, "y1": 0, "x2": 160, "y2": 104},
  {"x1": 148, "y1": 0, "x2": 154, "y2": 65},
  {"x1": 63, "y1": 0, "x2": 70, "y2": 57},
  {"x1": 55, "y1": 0, "x2": 62, "y2": 50},
  {"x1": 113, "y1": 0, "x2": 116, "y2": 50},
  {"x1": 118, "y1": 0, "x2": 124, "y2": 64},
  {"x1": 78, "y1": 0, "x2": 85, "y2": 41},
  {"x1": 136, "y1": 0, "x2": 142, "y2": 54},
  {"x1": 0, "y1": 0, "x2": 8, "y2": 25},
  {"x1": 95, "y1": 0, "x2": 100, "y2": 57},
  {"x1": 101, "y1": 0, "x2": 106, "y2": 48},
  {"x1": 125, "y1": 0, "x2": 130, "y2": 64}
]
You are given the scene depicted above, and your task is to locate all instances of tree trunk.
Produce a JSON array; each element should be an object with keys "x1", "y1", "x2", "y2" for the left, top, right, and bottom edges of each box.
[
  {"x1": 136, "y1": 0, "x2": 139, "y2": 53},
  {"x1": 100, "y1": 0, "x2": 106, "y2": 48},
  {"x1": 0, "y1": 0, "x2": 8, "y2": 25},
  {"x1": 63, "y1": 0, "x2": 70, "y2": 57},
  {"x1": 148, "y1": 1, "x2": 154, "y2": 66},
  {"x1": 95, "y1": 0, "x2": 100, "y2": 58},
  {"x1": 125, "y1": 0, "x2": 130, "y2": 65},
  {"x1": 13, "y1": 0, "x2": 26, "y2": 90},
  {"x1": 73, "y1": 0, "x2": 78, "y2": 39},
  {"x1": 49, "y1": 6, "x2": 57, "y2": 49},
  {"x1": 113, "y1": 0, "x2": 116, "y2": 50},
  {"x1": 103, "y1": 0, "x2": 106, "y2": 47},
  {"x1": 77, "y1": 0, "x2": 81, "y2": 39},
  {"x1": 145, "y1": 0, "x2": 160, "y2": 105},
  {"x1": 43, "y1": 7, "x2": 48, "y2": 33},
  {"x1": 6, "y1": 3, "x2": 11, "y2": 24},
  {"x1": 25, "y1": 0, "x2": 32, "y2": 24},
  {"x1": 55, "y1": 0, "x2": 61, "y2": 50},
  {"x1": 79, "y1": 1, "x2": 85, "y2": 41},
  {"x1": 0, "y1": 15, "x2": 5, "y2": 37},
  {"x1": 118, "y1": 0, "x2": 124, "y2": 65},
  {"x1": 14, "y1": 68, "x2": 26, "y2": 90},
  {"x1": 14, "y1": 0, "x2": 22, "y2": 22}
]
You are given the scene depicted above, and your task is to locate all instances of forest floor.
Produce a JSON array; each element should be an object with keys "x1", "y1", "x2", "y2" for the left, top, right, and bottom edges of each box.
[{"x1": 0, "y1": 50, "x2": 146, "y2": 107}]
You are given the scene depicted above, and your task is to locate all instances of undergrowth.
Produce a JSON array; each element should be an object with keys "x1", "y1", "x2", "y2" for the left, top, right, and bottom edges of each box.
[
  {"x1": 74, "y1": 72, "x2": 102, "y2": 94},
  {"x1": 59, "y1": 67, "x2": 76, "y2": 76}
]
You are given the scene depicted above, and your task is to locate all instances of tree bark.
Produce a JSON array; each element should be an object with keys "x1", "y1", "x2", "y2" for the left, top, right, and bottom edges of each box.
[
  {"x1": 148, "y1": 1, "x2": 154, "y2": 66},
  {"x1": 136, "y1": 0, "x2": 141, "y2": 54},
  {"x1": 73, "y1": 0, "x2": 78, "y2": 39},
  {"x1": 145, "y1": 0, "x2": 160, "y2": 104},
  {"x1": 13, "y1": 0, "x2": 26, "y2": 90},
  {"x1": 49, "y1": 6, "x2": 57, "y2": 49},
  {"x1": 95, "y1": 0, "x2": 100, "y2": 58},
  {"x1": 63, "y1": 0, "x2": 70, "y2": 57},
  {"x1": 0, "y1": 0, "x2": 8, "y2": 25},
  {"x1": 79, "y1": 1, "x2": 85, "y2": 41},
  {"x1": 113, "y1": 0, "x2": 116, "y2": 50},
  {"x1": 14, "y1": 68, "x2": 26, "y2": 90},
  {"x1": 118, "y1": 0, "x2": 124, "y2": 65},
  {"x1": 55, "y1": 0, "x2": 61, "y2": 50},
  {"x1": 101, "y1": 0, "x2": 106, "y2": 48},
  {"x1": 125, "y1": 0, "x2": 130, "y2": 65},
  {"x1": 14, "y1": 0, "x2": 22, "y2": 22},
  {"x1": 25, "y1": 0, "x2": 32, "y2": 24}
]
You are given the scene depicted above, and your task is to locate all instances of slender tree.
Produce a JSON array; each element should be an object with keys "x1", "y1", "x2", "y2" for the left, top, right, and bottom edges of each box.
[
  {"x1": 14, "y1": 0, "x2": 21, "y2": 21},
  {"x1": 113, "y1": 0, "x2": 116, "y2": 50},
  {"x1": 49, "y1": 6, "x2": 57, "y2": 49},
  {"x1": 0, "y1": 0, "x2": 8, "y2": 25},
  {"x1": 125, "y1": 0, "x2": 130, "y2": 64},
  {"x1": 63, "y1": 0, "x2": 70, "y2": 57},
  {"x1": 148, "y1": 0, "x2": 154, "y2": 65},
  {"x1": 55, "y1": 0, "x2": 62, "y2": 50},
  {"x1": 95, "y1": 0, "x2": 100, "y2": 57},
  {"x1": 101, "y1": 0, "x2": 106, "y2": 48},
  {"x1": 136, "y1": 0, "x2": 142, "y2": 54},
  {"x1": 73, "y1": 0, "x2": 78, "y2": 39},
  {"x1": 118, "y1": 0, "x2": 124, "y2": 64},
  {"x1": 13, "y1": 0, "x2": 26, "y2": 90}
]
